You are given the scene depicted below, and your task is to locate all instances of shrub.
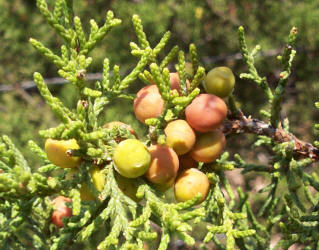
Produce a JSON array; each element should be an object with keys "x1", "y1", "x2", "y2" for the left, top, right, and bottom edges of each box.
[{"x1": 1, "y1": 1, "x2": 319, "y2": 249}]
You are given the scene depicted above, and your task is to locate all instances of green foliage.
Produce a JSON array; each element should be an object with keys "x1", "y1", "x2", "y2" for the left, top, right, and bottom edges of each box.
[
  {"x1": 2, "y1": 1, "x2": 319, "y2": 250},
  {"x1": 0, "y1": 93, "x2": 57, "y2": 167},
  {"x1": 1, "y1": 1, "x2": 212, "y2": 248},
  {"x1": 238, "y1": 26, "x2": 297, "y2": 127},
  {"x1": 2, "y1": 0, "x2": 319, "y2": 152}
]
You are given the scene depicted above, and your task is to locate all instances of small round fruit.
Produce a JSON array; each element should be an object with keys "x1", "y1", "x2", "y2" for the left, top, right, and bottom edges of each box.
[
  {"x1": 113, "y1": 139, "x2": 151, "y2": 178},
  {"x1": 145, "y1": 144, "x2": 179, "y2": 184},
  {"x1": 190, "y1": 130, "x2": 225, "y2": 163},
  {"x1": 179, "y1": 153, "x2": 198, "y2": 171},
  {"x1": 174, "y1": 168, "x2": 210, "y2": 204},
  {"x1": 115, "y1": 173, "x2": 140, "y2": 202},
  {"x1": 169, "y1": 72, "x2": 190, "y2": 94},
  {"x1": 204, "y1": 67, "x2": 235, "y2": 98},
  {"x1": 67, "y1": 166, "x2": 106, "y2": 201},
  {"x1": 153, "y1": 177, "x2": 175, "y2": 192},
  {"x1": 83, "y1": 166, "x2": 106, "y2": 201},
  {"x1": 80, "y1": 183, "x2": 95, "y2": 201},
  {"x1": 164, "y1": 119, "x2": 196, "y2": 155},
  {"x1": 45, "y1": 139, "x2": 80, "y2": 168},
  {"x1": 51, "y1": 196, "x2": 72, "y2": 227},
  {"x1": 104, "y1": 121, "x2": 137, "y2": 139},
  {"x1": 185, "y1": 94, "x2": 227, "y2": 132},
  {"x1": 90, "y1": 166, "x2": 106, "y2": 192},
  {"x1": 134, "y1": 85, "x2": 164, "y2": 123}
]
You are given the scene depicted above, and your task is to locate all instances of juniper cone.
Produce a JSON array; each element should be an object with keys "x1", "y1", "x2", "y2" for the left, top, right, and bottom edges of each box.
[{"x1": 1, "y1": 1, "x2": 319, "y2": 249}]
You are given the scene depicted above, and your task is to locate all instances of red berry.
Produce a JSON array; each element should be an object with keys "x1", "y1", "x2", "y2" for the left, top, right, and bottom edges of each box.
[{"x1": 51, "y1": 196, "x2": 72, "y2": 228}]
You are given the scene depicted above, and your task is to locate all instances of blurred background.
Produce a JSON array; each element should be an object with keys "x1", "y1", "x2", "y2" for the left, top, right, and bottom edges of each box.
[{"x1": 2, "y1": 0, "x2": 319, "y2": 248}]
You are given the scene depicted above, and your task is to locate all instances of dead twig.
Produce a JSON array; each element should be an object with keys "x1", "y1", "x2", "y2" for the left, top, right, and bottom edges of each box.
[{"x1": 222, "y1": 112, "x2": 319, "y2": 161}]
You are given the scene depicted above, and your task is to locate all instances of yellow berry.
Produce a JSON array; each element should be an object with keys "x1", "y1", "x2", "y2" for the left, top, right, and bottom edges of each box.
[
  {"x1": 164, "y1": 119, "x2": 196, "y2": 155},
  {"x1": 115, "y1": 173, "x2": 140, "y2": 202},
  {"x1": 45, "y1": 139, "x2": 81, "y2": 168},
  {"x1": 204, "y1": 67, "x2": 235, "y2": 98},
  {"x1": 174, "y1": 168, "x2": 210, "y2": 204},
  {"x1": 66, "y1": 166, "x2": 106, "y2": 201},
  {"x1": 113, "y1": 139, "x2": 151, "y2": 178},
  {"x1": 145, "y1": 144, "x2": 179, "y2": 184}
]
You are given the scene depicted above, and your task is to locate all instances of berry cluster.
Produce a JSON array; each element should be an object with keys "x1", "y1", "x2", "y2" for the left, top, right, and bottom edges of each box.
[{"x1": 45, "y1": 66, "x2": 235, "y2": 227}]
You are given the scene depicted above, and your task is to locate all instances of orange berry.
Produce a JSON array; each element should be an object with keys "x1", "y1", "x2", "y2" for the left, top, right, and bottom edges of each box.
[
  {"x1": 145, "y1": 144, "x2": 179, "y2": 184},
  {"x1": 169, "y1": 72, "x2": 190, "y2": 94},
  {"x1": 190, "y1": 130, "x2": 225, "y2": 163},
  {"x1": 185, "y1": 94, "x2": 227, "y2": 132},
  {"x1": 104, "y1": 121, "x2": 137, "y2": 140},
  {"x1": 134, "y1": 85, "x2": 164, "y2": 123},
  {"x1": 164, "y1": 119, "x2": 196, "y2": 155}
]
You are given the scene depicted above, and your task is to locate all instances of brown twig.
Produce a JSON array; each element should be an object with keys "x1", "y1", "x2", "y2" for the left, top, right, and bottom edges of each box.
[{"x1": 222, "y1": 112, "x2": 319, "y2": 161}]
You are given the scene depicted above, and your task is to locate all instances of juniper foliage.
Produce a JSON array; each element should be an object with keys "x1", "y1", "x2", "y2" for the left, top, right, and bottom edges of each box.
[{"x1": 1, "y1": 1, "x2": 319, "y2": 249}]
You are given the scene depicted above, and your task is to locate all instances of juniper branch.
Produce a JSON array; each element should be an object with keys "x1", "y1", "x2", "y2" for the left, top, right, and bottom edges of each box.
[
  {"x1": 270, "y1": 27, "x2": 298, "y2": 127},
  {"x1": 222, "y1": 112, "x2": 319, "y2": 161},
  {"x1": 238, "y1": 26, "x2": 273, "y2": 100}
]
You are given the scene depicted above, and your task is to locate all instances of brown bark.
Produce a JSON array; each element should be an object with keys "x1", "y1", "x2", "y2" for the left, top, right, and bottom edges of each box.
[{"x1": 222, "y1": 112, "x2": 319, "y2": 161}]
